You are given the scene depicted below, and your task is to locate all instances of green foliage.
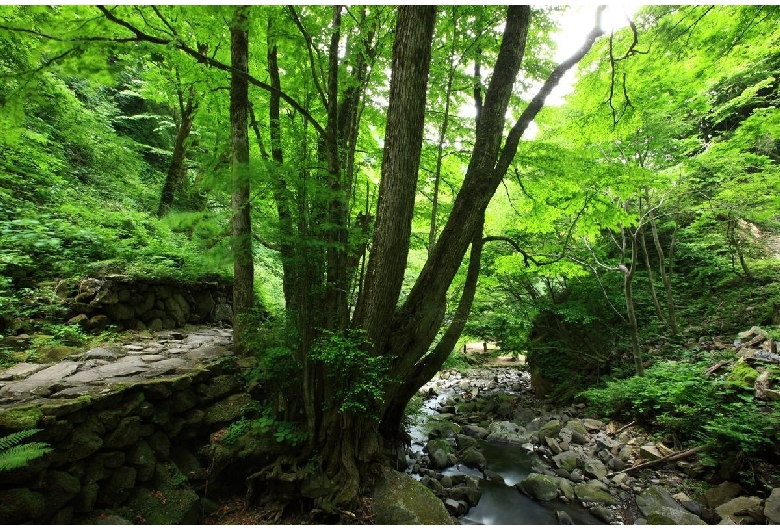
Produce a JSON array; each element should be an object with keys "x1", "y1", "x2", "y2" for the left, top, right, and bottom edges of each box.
[
  {"x1": 221, "y1": 403, "x2": 306, "y2": 446},
  {"x1": 309, "y1": 329, "x2": 390, "y2": 416},
  {"x1": 0, "y1": 429, "x2": 51, "y2": 472},
  {"x1": 578, "y1": 356, "x2": 780, "y2": 462}
]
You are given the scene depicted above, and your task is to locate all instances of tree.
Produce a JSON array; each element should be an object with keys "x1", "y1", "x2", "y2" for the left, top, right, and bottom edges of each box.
[{"x1": 0, "y1": 4, "x2": 606, "y2": 510}]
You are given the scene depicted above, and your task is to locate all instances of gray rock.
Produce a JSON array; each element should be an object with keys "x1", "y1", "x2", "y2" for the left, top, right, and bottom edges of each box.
[
  {"x1": 552, "y1": 450, "x2": 581, "y2": 472},
  {"x1": 701, "y1": 481, "x2": 742, "y2": 509},
  {"x1": 636, "y1": 485, "x2": 688, "y2": 518},
  {"x1": 574, "y1": 482, "x2": 617, "y2": 505},
  {"x1": 765, "y1": 488, "x2": 780, "y2": 524},
  {"x1": 518, "y1": 472, "x2": 560, "y2": 501},
  {"x1": 486, "y1": 420, "x2": 526, "y2": 444},
  {"x1": 538, "y1": 419, "x2": 562, "y2": 440},
  {"x1": 646, "y1": 506, "x2": 706, "y2": 525},
  {"x1": 582, "y1": 458, "x2": 608, "y2": 479},
  {"x1": 372, "y1": 468, "x2": 451, "y2": 525},
  {"x1": 715, "y1": 496, "x2": 764, "y2": 524}
]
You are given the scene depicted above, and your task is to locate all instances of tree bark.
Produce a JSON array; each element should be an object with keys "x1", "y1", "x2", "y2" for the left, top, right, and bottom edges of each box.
[
  {"x1": 351, "y1": 5, "x2": 437, "y2": 348},
  {"x1": 158, "y1": 83, "x2": 197, "y2": 217},
  {"x1": 229, "y1": 6, "x2": 254, "y2": 353}
]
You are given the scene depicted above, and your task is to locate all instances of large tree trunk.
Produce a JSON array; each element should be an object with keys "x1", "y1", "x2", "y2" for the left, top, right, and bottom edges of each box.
[{"x1": 229, "y1": 6, "x2": 254, "y2": 353}]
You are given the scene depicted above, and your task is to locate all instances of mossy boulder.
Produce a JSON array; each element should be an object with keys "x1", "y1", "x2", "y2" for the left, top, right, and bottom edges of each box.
[
  {"x1": 574, "y1": 482, "x2": 617, "y2": 505},
  {"x1": 0, "y1": 405, "x2": 43, "y2": 430},
  {"x1": 518, "y1": 472, "x2": 560, "y2": 501},
  {"x1": 125, "y1": 462, "x2": 199, "y2": 524},
  {"x1": 372, "y1": 467, "x2": 452, "y2": 524},
  {"x1": 203, "y1": 393, "x2": 252, "y2": 425},
  {"x1": 726, "y1": 359, "x2": 760, "y2": 388},
  {"x1": 41, "y1": 470, "x2": 81, "y2": 519},
  {"x1": 0, "y1": 487, "x2": 45, "y2": 523}
]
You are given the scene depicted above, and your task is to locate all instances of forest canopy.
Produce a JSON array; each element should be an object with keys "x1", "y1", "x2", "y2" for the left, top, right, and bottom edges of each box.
[{"x1": 1, "y1": 4, "x2": 779, "y2": 511}]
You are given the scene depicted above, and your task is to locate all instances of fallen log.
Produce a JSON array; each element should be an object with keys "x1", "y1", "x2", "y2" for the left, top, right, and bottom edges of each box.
[{"x1": 608, "y1": 446, "x2": 704, "y2": 477}]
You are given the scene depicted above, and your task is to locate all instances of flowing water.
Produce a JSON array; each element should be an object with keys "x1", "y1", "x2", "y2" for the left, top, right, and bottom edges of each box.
[{"x1": 407, "y1": 377, "x2": 603, "y2": 525}]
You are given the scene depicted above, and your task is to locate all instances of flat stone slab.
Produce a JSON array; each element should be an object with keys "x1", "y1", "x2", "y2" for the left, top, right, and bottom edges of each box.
[
  {"x1": 85, "y1": 346, "x2": 123, "y2": 360},
  {"x1": 0, "y1": 362, "x2": 47, "y2": 381},
  {"x1": 0, "y1": 327, "x2": 235, "y2": 406},
  {"x1": 26, "y1": 362, "x2": 81, "y2": 382}
]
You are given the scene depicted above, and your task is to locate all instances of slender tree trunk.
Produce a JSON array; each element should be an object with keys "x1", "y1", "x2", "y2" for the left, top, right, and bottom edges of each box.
[
  {"x1": 229, "y1": 6, "x2": 254, "y2": 353},
  {"x1": 428, "y1": 6, "x2": 458, "y2": 254},
  {"x1": 639, "y1": 225, "x2": 665, "y2": 320},
  {"x1": 623, "y1": 228, "x2": 644, "y2": 376},
  {"x1": 158, "y1": 85, "x2": 197, "y2": 217}
]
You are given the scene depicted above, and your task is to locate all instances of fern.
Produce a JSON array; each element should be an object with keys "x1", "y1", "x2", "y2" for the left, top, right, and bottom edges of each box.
[{"x1": 0, "y1": 429, "x2": 51, "y2": 472}]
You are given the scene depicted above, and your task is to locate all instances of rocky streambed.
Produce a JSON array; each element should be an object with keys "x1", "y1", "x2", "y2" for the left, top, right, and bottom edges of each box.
[{"x1": 403, "y1": 364, "x2": 780, "y2": 525}]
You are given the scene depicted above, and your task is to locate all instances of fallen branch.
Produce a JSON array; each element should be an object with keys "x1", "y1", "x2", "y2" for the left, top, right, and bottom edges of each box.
[
  {"x1": 613, "y1": 420, "x2": 636, "y2": 435},
  {"x1": 609, "y1": 446, "x2": 704, "y2": 477},
  {"x1": 705, "y1": 360, "x2": 729, "y2": 377}
]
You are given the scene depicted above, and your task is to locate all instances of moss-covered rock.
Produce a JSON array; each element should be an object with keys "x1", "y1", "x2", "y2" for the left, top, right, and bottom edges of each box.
[
  {"x1": 574, "y1": 482, "x2": 617, "y2": 505},
  {"x1": 0, "y1": 487, "x2": 45, "y2": 523},
  {"x1": 0, "y1": 404, "x2": 43, "y2": 430},
  {"x1": 372, "y1": 467, "x2": 452, "y2": 525},
  {"x1": 127, "y1": 440, "x2": 156, "y2": 482},
  {"x1": 41, "y1": 469, "x2": 81, "y2": 519},
  {"x1": 726, "y1": 359, "x2": 760, "y2": 388},
  {"x1": 203, "y1": 393, "x2": 251, "y2": 425},
  {"x1": 104, "y1": 416, "x2": 141, "y2": 448},
  {"x1": 125, "y1": 462, "x2": 198, "y2": 524},
  {"x1": 518, "y1": 472, "x2": 560, "y2": 501}
]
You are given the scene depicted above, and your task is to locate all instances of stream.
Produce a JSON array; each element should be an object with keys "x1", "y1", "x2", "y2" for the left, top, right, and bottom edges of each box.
[{"x1": 406, "y1": 368, "x2": 604, "y2": 525}]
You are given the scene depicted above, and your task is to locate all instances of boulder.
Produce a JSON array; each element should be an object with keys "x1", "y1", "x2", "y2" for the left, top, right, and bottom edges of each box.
[
  {"x1": 574, "y1": 482, "x2": 617, "y2": 505},
  {"x1": 646, "y1": 506, "x2": 706, "y2": 525},
  {"x1": 636, "y1": 484, "x2": 706, "y2": 523},
  {"x1": 765, "y1": 488, "x2": 780, "y2": 524},
  {"x1": 700, "y1": 481, "x2": 742, "y2": 509},
  {"x1": 538, "y1": 419, "x2": 562, "y2": 440},
  {"x1": 372, "y1": 468, "x2": 452, "y2": 525},
  {"x1": 715, "y1": 496, "x2": 764, "y2": 524},
  {"x1": 486, "y1": 420, "x2": 526, "y2": 444},
  {"x1": 517, "y1": 472, "x2": 560, "y2": 501}
]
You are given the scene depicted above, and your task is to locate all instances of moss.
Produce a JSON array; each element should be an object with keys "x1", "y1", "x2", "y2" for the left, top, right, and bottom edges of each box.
[
  {"x1": 726, "y1": 359, "x2": 760, "y2": 389},
  {"x1": 372, "y1": 468, "x2": 451, "y2": 525},
  {"x1": 0, "y1": 405, "x2": 43, "y2": 431},
  {"x1": 39, "y1": 395, "x2": 93, "y2": 418},
  {"x1": 125, "y1": 462, "x2": 199, "y2": 524},
  {"x1": 0, "y1": 487, "x2": 46, "y2": 523}
]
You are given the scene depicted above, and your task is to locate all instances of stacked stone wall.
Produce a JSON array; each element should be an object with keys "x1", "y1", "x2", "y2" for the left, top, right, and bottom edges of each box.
[
  {"x1": 0, "y1": 342, "x2": 250, "y2": 524},
  {"x1": 56, "y1": 276, "x2": 233, "y2": 332}
]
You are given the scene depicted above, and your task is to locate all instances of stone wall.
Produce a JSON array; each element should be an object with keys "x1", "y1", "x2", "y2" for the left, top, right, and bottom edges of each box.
[
  {"x1": 0, "y1": 334, "x2": 251, "y2": 524},
  {"x1": 56, "y1": 275, "x2": 233, "y2": 332}
]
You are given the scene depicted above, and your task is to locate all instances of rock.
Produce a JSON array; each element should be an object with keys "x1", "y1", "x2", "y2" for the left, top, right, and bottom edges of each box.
[
  {"x1": 552, "y1": 450, "x2": 581, "y2": 472},
  {"x1": 538, "y1": 419, "x2": 562, "y2": 440},
  {"x1": 460, "y1": 447, "x2": 486, "y2": 468},
  {"x1": 486, "y1": 420, "x2": 526, "y2": 444},
  {"x1": 636, "y1": 484, "x2": 697, "y2": 522},
  {"x1": 646, "y1": 506, "x2": 707, "y2": 525},
  {"x1": 517, "y1": 472, "x2": 560, "y2": 501},
  {"x1": 582, "y1": 418, "x2": 605, "y2": 432},
  {"x1": 700, "y1": 481, "x2": 742, "y2": 509},
  {"x1": 639, "y1": 444, "x2": 663, "y2": 461},
  {"x1": 40, "y1": 470, "x2": 81, "y2": 519},
  {"x1": 765, "y1": 488, "x2": 780, "y2": 524},
  {"x1": 574, "y1": 482, "x2": 617, "y2": 505},
  {"x1": 590, "y1": 505, "x2": 614, "y2": 523},
  {"x1": 555, "y1": 510, "x2": 574, "y2": 524},
  {"x1": 455, "y1": 433, "x2": 478, "y2": 451},
  {"x1": 0, "y1": 487, "x2": 46, "y2": 523},
  {"x1": 125, "y1": 462, "x2": 199, "y2": 524},
  {"x1": 429, "y1": 448, "x2": 450, "y2": 470},
  {"x1": 582, "y1": 458, "x2": 608, "y2": 480},
  {"x1": 372, "y1": 468, "x2": 451, "y2": 525},
  {"x1": 715, "y1": 496, "x2": 764, "y2": 524},
  {"x1": 755, "y1": 370, "x2": 780, "y2": 401}
]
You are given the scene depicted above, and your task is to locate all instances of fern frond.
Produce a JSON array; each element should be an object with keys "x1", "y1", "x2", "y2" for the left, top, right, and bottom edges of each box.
[
  {"x1": 0, "y1": 442, "x2": 51, "y2": 472},
  {"x1": 0, "y1": 429, "x2": 42, "y2": 451}
]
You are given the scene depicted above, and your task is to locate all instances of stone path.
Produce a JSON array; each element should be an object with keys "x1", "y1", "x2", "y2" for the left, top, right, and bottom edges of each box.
[{"x1": 0, "y1": 328, "x2": 233, "y2": 408}]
